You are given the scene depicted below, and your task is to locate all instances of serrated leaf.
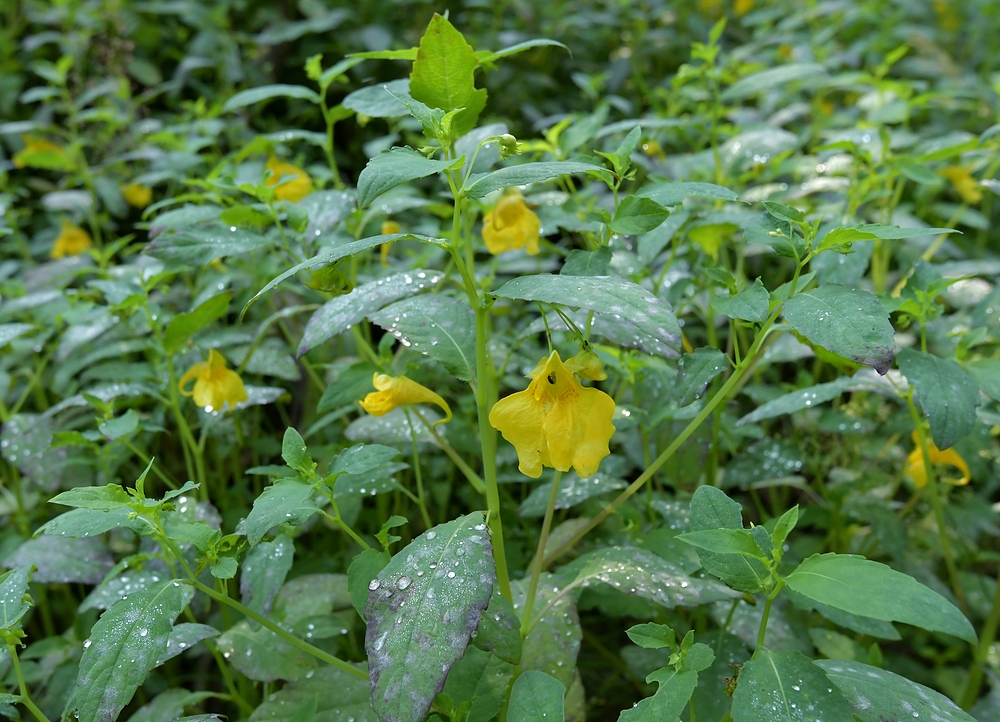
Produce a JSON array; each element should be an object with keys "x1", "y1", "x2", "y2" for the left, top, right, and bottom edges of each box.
[
  {"x1": 245, "y1": 479, "x2": 321, "y2": 545},
  {"x1": 609, "y1": 196, "x2": 670, "y2": 235},
  {"x1": 365, "y1": 513, "x2": 495, "y2": 722},
  {"x1": 689, "y1": 486, "x2": 770, "y2": 594},
  {"x1": 676, "y1": 347, "x2": 728, "y2": 406},
  {"x1": 816, "y1": 659, "x2": 976, "y2": 722},
  {"x1": 712, "y1": 278, "x2": 770, "y2": 323},
  {"x1": 66, "y1": 580, "x2": 194, "y2": 722},
  {"x1": 731, "y1": 648, "x2": 854, "y2": 722},
  {"x1": 50, "y1": 484, "x2": 132, "y2": 510},
  {"x1": 472, "y1": 589, "x2": 522, "y2": 665},
  {"x1": 0, "y1": 567, "x2": 31, "y2": 631},
  {"x1": 464, "y1": 162, "x2": 607, "y2": 199},
  {"x1": 508, "y1": 670, "x2": 565, "y2": 722},
  {"x1": 223, "y1": 84, "x2": 320, "y2": 112},
  {"x1": 369, "y1": 295, "x2": 476, "y2": 381},
  {"x1": 722, "y1": 63, "x2": 827, "y2": 100},
  {"x1": 241, "y1": 534, "x2": 294, "y2": 617},
  {"x1": 492, "y1": 274, "x2": 681, "y2": 356},
  {"x1": 782, "y1": 285, "x2": 895, "y2": 375},
  {"x1": 357, "y1": 147, "x2": 462, "y2": 208},
  {"x1": 897, "y1": 348, "x2": 979, "y2": 449},
  {"x1": 299, "y1": 269, "x2": 444, "y2": 355},
  {"x1": 155, "y1": 623, "x2": 219, "y2": 666},
  {"x1": 785, "y1": 553, "x2": 976, "y2": 643},
  {"x1": 618, "y1": 668, "x2": 698, "y2": 722}
]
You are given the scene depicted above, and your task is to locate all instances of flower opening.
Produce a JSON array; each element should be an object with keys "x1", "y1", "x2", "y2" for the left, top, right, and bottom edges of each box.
[
  {"x1": 904, "y1": 432, "x2": 971, "y2": 489},
  {"x1": 265, "y1": 156, "x2": 314, "y2": 203},
  {"x1": 360, "y1": 373, "x2": 452, "y2": 425},
  {"x1": 482, "y1": 189, "x2": 540, "y2": 256},
  {"x1": 122, "y1": 183, "x2": 153, "y2": 208},
  {"x1": 50, "y1": 221, "x2": 93, "y2": 259},
  {"x1": 179, "y1": 349, "x2": 248, "y2": 412}
]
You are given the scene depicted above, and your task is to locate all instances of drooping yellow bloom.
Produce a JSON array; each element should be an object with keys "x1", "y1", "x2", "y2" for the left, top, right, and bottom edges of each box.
[
  {"x1": 482, "y1": 190, "x2": 541, "y2": 256},
  {"x1": 489, "y1": 350, "x2": 616, "y2": 479},
  {"x1": 13, "y1": 136, "x2": 72, "y2": 171},
  {"x1": 381, "y1": 220, "x2": 400, "y2": 267},
  {"x1": 734, "y1": 0, "x2": 754, "y2": 16},
  {"x1": 940, "y1": 166, "x2": 982, "y2": 205},
  {"x1": 50, "y1": 221, "x2": 93, "y2": 259},
  {"x1": 122, "y1": 183, "x2": 153, "y2": 208},
  {"x1": 904, "y1": 432, "x2": 971, "y2": 489},
  {"x1": 360, "y1": 373, "x2": 452, "y2": 425},
  {"x1": 179, "y1": 349, "x2": 248, "y2": 412},
  {"x1": 265, "y1": 156, "x2": 314, "y2": 203}
]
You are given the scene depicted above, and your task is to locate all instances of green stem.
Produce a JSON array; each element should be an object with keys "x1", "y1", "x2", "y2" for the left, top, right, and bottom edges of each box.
[
  {"x1": 7, "y1": 643, "x2": 51, "y2": 722},
  {"x1": 960, "y1": 566, "x2": 1000, "y2": 708},
  {"x1": 404, "y1": 409, "x2": 435, "y2": 530},
  {"x1": 414, "y1": 412, "x2": 486, "y2": 495},
  {"x1": 755, "y1": 581, "x2": 784, "y2": 649},
  {"x1": 521, "y1": 471, "x2": 562, "y2": 637}
]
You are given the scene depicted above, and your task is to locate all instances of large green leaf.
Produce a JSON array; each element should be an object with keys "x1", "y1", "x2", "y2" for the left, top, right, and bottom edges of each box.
[
  {"x1": 409, "y1": 14, "x2": 486, "y2": 138},
  {"x1": 508, "y1": 670, "x2": 565, "y2": 722},
  {"x1": 472, "y1": 589, "x2": 522, "y2": 665},
  {"x1": 5, "y1": 536, "x2": 113, "y2": 584},
  {"x1": 689, "y1": 486, "x2": 770, "y2": 594},
  {"x1": 343, "y1": 79, "x2": 411, "y2": 118},
  {"x1": 223, "y1": 84, "x2": 320, "y2": 111},
  {"x1": 722, "y1": 63, "x2": 827, "y2": 100},
  {"x1": 240, "y1": 534, "x2": 294, "y2": 617},
  {"x1": 781, "y1": 284, "x2": 895, "y2": 375},
  {"x1": 731, "y1": 648, "x2": 854, "y2": 722},
  {"x1": 0, "y1": 567, "x2": 31, "y2": 631},
  {"x1": 816, "y1": 659, "x2": 976, "y2": 722},
  {"x1": 897, "y1": 348, "x2": 979, "y2": 449},
  {"x1": 365, "y1": 513, "x2": 495, "y2": 722},
  {"x1": 144, "y1": 224, "x2": 275, "y2": 265},
  {"x1": 357, "y1": 147, "x2": 462, "y2": 208},
  {"x1": 248, "y1": 664, "x2": 375, "y2": 721},
  {"x1": 49, "y1": 484, "x2": 131, "y2": 510},
  {"x1": 245, "y1": 478, "x2": 321, "y2": 545},
  {"x1": 492, "y1": 274, "x2": 681, "y2": 356},
  {"x1": 618, "y1": 668, "x2": 698, "y2": 722},
  {"x1": 464, "y1": 162, "x2": 606, "y2": 199},
  {"x1": 712, "y1": 278, "x2": 770, "y2": 323},
  {"x1": 66, "y1": 580, "x2": 194, "y2": 722},
  {"x1": 784, "y1": 553, "x2": 976, "y2": 643},
  {"x1": 636, "y1": 181, "x2": 738, "y2": 206},
  {"x1": 369, "y1": 295, "x2": 476, "y2": 381},
  {"x1": 513, "y1": 573, "x2": 580, "y2": 688},
  {"x1": 298, "y1": 269, "x2": 444, "y2": 355},
  {"x1": 609, "y1": 196, "x2": 670, "y2": 235}
]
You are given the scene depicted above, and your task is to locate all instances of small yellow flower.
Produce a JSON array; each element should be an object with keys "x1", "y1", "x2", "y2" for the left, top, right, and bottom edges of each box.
[
  {"x1": 13, "y1": 136, "x2": 72, "y2": 171},
  {"x1": 734, "y1": 0, "x2": 754, "y2": 16},
  {"x1": 489, "y1": 350, "x2": 616, "y2": 479},
  {"x1": 482, "y1": 189, "x2": 541, "y2": 256},
  {"x1": 381, "y1": 220, "x2": 401, "y2": 267},
  {"x1": 50, "y1": 221, "x2": 93, "y2": 259},
  {"x1": 360, "y1": 373, "x2": 452, "y2": 425},
  {"x1": 904, "y1": 432, "x2": 971, "y2": 489},
  {"x1": 122, "y1": 183, "x2": 153, "y2": 208},
  {"x1": 265, "y1": 156, "x2": 313, "y2": 203},
  {"x1": 179, "y1": 349, "x2": 248, "y2": 412},
  {"x1": 939, "y1": 166, "x2": 982, "y2": 205}
]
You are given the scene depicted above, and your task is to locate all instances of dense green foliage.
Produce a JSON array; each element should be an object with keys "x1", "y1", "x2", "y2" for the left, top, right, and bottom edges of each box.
[{"x1": 2, "y1": 1, "x2": 1000, "y2": 721}]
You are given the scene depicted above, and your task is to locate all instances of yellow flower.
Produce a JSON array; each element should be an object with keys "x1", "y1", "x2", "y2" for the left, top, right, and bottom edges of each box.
[
  {"x1": 179, "y1": 349, "x2": 248, "y2": 412},
  {"x1": 904, "y1": 432, "x2": 971, "y2": 489},
  {"x1": 50, "y1": 221, "x2": 93, "y2": 259},
  {"x1": 698, "y1": 0, "x2": 723, "y2": 15},
  {"x1": 933, "y1": 0, "x2": 961, "y2": 32},
  {"x1": 265, "y1": 156, "x2": 313, "y2": 203},
  {"x1": 360, "y1": 373, "x2": 452, "y2": 425},
  {"x1": 489, "y1": 350, "x2": 616, "y2": 479},
  {"x1": 734, "y1": 0, "x2": 754, "y2": 16},
  {"x1": 939, "y1": 166, "x2": 982, "y2": 205},
  {"x1": 381, "y1": 220, "x2": 401, "y2": 267},
  {"x1": 482, "y1": 190, "x2": 541, "y2": 256},
  {"x1": 13, "y1": 136, "x2": 72, "y2": 171},
  {"x1": 122, "y1": 183, "x2": 153, "y2": 208}
]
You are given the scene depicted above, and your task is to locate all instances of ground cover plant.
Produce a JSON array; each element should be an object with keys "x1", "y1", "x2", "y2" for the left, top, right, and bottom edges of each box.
[{"x1": 2, "y1": 0, "x2": 1000, "y2": 720}]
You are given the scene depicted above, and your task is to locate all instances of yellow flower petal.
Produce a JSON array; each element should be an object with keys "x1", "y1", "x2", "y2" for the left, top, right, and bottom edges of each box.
[
  {"x1": 482, "y1": 190, "x2": 541, "y2": 256},
  {"x1": 904, "y1": 432, "x2": 971, "y2": 488},
  {"x1": 359, "y1": 373, "x2": 452, "y2": 425},
  {"x1": 122, "y1": 183, "x2": 153, "y2": 208},
  {"x1": 734, "y1": 0, "x2": 754, "y2": 16},
  {"x1": 380, "y1": 221, "x2": 400, "y2": 267},
  {"x1": 266, "y1": 156, "x2": 314, "y2": 203},
  {"x1": 490, "y1": 351, "x2": 616, "y2": 479},
  {"x1": 178, "y1": 349, "x2": 247, "y2": 412},
  {"x1": 939, "y1": 166, "x2": 982, "y2": 205},
  {"x1": 50, "y1": 221, "x2": 93, "y2": 259}
]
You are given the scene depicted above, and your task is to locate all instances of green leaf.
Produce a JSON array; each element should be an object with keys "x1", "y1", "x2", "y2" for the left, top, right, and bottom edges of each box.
[
  {"x1": 299, "y1": 269, "x2": 444, "y2": 355},
  {"x1": 145, "y1": 224, "x2": 274, "y2": 266},
  {"x1": 689, "y1": 486, "x2": 770, "y2": 594},
  {"x1": 619, "y1": 668, "x2": 698, "y2": 722},
  {"x1": 464, "y1": 161, "x2": 607, "y2": 199},
  {"x1": 736, "y1": 376, "x2": 883, "y2": 425},
  {"x1": 731, "y1": 648, "x2": 854, "y2": 722},
  {"x1": 281, "y1": 427, "x2": 313, "y2": 477},
  {"x1": 712, "y1": 278, "x2": 770, "y2": 323},
  {"x1": 472, "y1": 589, "x2": 522, "y2": 665},
  {"x1": 560, "y1": 247, "x2": 612, "y2": 277},
  {"x1": 517, "y1": 469, "x2": 626, "y2": 518},
  {"x1": 609, "y1": 196, "x2": 670, "y2": 235},
  {"x1": 771, "y1": 506, "x2": 799, "y2": 552},
  {"x1": 722, "y1": 63, "x2": 827, "y2": 100},
  {"x1": 814, "y1": 227, "x2": 878, "y2": 254},
  {"x1": 98, "y1": 409, "x2": 140, "y2": 441},
  {"x1": 508, "y1": 670, "x2": 565, "y2": 722},
  {"x1": 492, "y1": 274, "x2": 681, "y2": 356},
  {"x1": 319, "y1": 56, "x2": 364, "y2": 91},
  {"x1": 332, "y1": 444, "x2": 401, "y2": 477},
  {"x1": 0, "y1": 567, "x2": 31, "y2": 631},
  {"x1": 240, "y1": 534, "x2": 294, "y2": 618},
  {"x1": 855, "y1": 224, "x2": 959, "y2": 239},
  {"x1": 0, "y1": 322, "x2": 34, "y2": 346},
  {"x1": 442, "y1": 645, "x2": 515, "y2": 722},
  {"x1": 348, "y1": 548, "x2": 390, "y2": 619},
  {"x1": 66, "y1": 580, "x2": 194, "y2": 722},
  {"x1": 219, "y1": 205, "x2": 274, "y2": 231},
  {"x1": 677, "y1": 529, "x2": 769, "y2": 559},
  {"x1": 513, "y1": 573, "x2": 580, "y2": 688},
  {"x1": 409, "y1": 14, "x2": 486, "y2": 139},
  {"x1": 816, "y1": 659, "x2": 977, "y2": 722},
  {"x1": 357, "y1": 147, "x2": 462, "y2": 208},
  {"x1": 342, "y1": 79, "x2": 411, "y2": 118},
  {"x1": 37, "y1": 507, "x2": 138, "y2": 539},
  {"x1": 5, "y1": 536, "x2": 113, "y2": 584},
  {"x1": 49, "y1": 484, "x2": 131, "y2": 510},
  {"x1": 475, "y1": 38, "x2": 569, "y2": 65},
  {"x1": 782, "y1": 285, "x2": 895, "y2": 375},
  {"x1": 784, "y1": 553, "x2": 977, "y2": 643},
  {"x1": 897, "y1": 348, "x2": 979, "y2": 449},
  {"x1": 365, "y1": 513, "x2": 495, "y2": 722},
  {"x1": 155, "y1": 624, "x2": 219, "y2": 666},
  {"x1": 318, "y1": 362, "x2": 380, "y2": 413},
  {"x1": 245, "y1": 479, "x2": 321, "y2": 546},
  {"x1": 676, "y1": 348, "x2": 728, "y2": 406},
  {"x1": 223, "y1": 84, "x2": 320, "y2": 112},
  {"x1": 636, "y1": 181, "x2": 738, "y2": 206},
  {"x1": 626, "y1": 622, "x2": 675, "y2": 650},
  {"x1": 163, "y1": 292, "x2": 233, "y2": 356},
  {"x1": 369, "y1": 295, "x2": 476, "y2": 381},
  {"x1": 966, "y1": 358, "x2": 1000, "y2": 402},
  {"x1": 247, "y1": 664, "x2": 374, "y2": 721}
]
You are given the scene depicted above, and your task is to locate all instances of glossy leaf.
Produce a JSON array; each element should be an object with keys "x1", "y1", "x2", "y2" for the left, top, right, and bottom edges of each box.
[
  {"x1": 609, "y1": 196, "x2": 670, "y2": 235},
  {"x1": 676, "y1": 347, "x2": 728, "y2": 406},
  {"x1": 897, "y1": 348, "x2": 979, "y2": 449},
  {"x1": 731, "y1": 648, "x2": 854, "y2": 722},
  {"x1": 240, "y1": 534, "x2": 294, "y2": 617},
  {"x1": 357, "y1": 147, "x2": 462, "y2": 208},
  {"x1": 245, "y1": 479, "x2": 321, "y2": 545},
  {"x1": 155, "y1": 623, "x2": 219, "y2": 666},
  {"x1": 223, "y1": 84, "x2": 320, "y2": 111},
  {"x1": 0, "y1": 567, "x2": 31, "y2": 630},
  {"x1": 464, "y1": 162, "x2": 607, "y2": 199},
  {"x1": 369, "y1": 295, "x2": 476, "y2": 381},
  {"x1": 712, "y1": 278, "x2": 770, "y2": 323},
  {"x1": 508, "y1": 670, "x2": 566, "y2": 722},
  {"x1": 689, "y1": 486, "x2": 770, "y2": 594}
]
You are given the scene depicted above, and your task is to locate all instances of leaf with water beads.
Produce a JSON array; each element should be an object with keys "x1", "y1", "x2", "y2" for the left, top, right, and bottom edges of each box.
[
  {"x1": 4, "y1": 536, "x2": 113, "y2": 585},
  {"x1": 154, "y1": 623, "x2": 219, "y2": 666},
  {"x1": 248, "y1": 664, "x2": 375, "y2": 721},
  {"x1": 245, "y1": 478, "x2": 321, "y2": 546},
  {"x1": 0, "y1": 567, "x2": 31, "y2": 631},
  {"x1": 508, "y1": 670, "x2": 566, "y2": 722},
  {"x1": 731, "y1": 648, "x2": 855, "y2": 722},
  {"x1": 513, "y1": 573, "x2": 582, "y2": 688},
  {"x1": 65, "y1": 579, "x2": 194, "y2": 722},
  {"x1": 365, "y1": 512, "x2": 495, "y2": 722},
  {"x1": 240, "y1": 534, "x2": 295, "y2": 617}
]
